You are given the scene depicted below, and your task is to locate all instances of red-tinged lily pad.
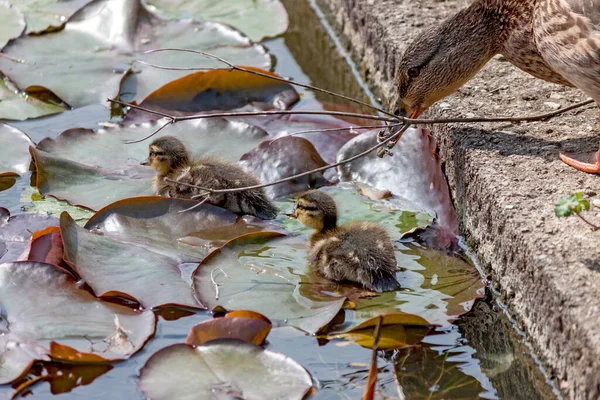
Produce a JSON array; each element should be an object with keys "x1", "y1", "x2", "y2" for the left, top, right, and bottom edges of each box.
[
  {"x1": 0, "y1": 74, "x2": 66, "y2": 120},
  {"x1": 0, "y1": 172, "x2": 19, "y2": 192},
  {"x1": 239, "y1": 136, "x2": 329, "y2": 199},
  {"x1": 0, "y1": 261, "x2": 156, "y2": 384},
  {"x1": 16, "y1": 226, "x2": 70, "y2": 273},
  {"x1": 0, "y1": 0, "x2": 271, "y2": 108},
  {"x1": 139, "y1": 341, "x2": 313, "y2": 400},
  {"x1": 125, "y1": 68, "x2": 299, "y2": 123},
  {"x1": 337, "y1": 127, "x2": 458, "y2": 249},
  {"x1": 185, "y1": 312, "x2": 272, "y2": 346},
  {"x1": 145, "y1": 0, "x2": 289, "y2": 41},
  {"x1": 0, "y1": 207, "x2": 59, "y2": 263},
  {"x1": 0, "y1": 123, "x2": 33, "y2": 174},
  {"x1": 327, "y1": 313, "x2": 432, "y2": 350},
  {"x1": 31, "y1": 117, "x2": 268, "y2": 211},
  {"x1": 0, "y1": 1, "x2": 24, "y2": 49}
]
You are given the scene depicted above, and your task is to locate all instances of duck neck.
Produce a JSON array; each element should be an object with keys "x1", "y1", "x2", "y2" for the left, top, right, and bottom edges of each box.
[{"x1": 160, "y1": 155, "x2": 190, "y2": 179}]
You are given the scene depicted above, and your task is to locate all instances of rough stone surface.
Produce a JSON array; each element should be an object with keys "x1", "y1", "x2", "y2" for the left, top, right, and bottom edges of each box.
[{"x1": 317, "y1": 0, "x2": 600, "y2": 399}]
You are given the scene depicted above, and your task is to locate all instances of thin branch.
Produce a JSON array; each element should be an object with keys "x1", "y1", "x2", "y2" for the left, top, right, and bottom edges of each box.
[
  {"x1": 109, "y1": 98, "x2": 397, "y2": 123},
  {"x1": 124, "y1": 118, "x2": 173, "y2": 144},
  {"x1": 178, "y1": 193, "x2": 211, "y2": 213},
  {"x1": 140, "y1": 48, "x2": 393, "y2": 117},
  {"x1": 210, "y1": 267, "x2": 230, "y2": 301},
  {"x1": 573, "y1": 210, "x2": 600, "y2": 231},
  {"x1": 363, "y1": 315, "x2": 383, "y2": 400},
  {"x1": 268, "y1": 123, "x2": 392, "y2": 145}
]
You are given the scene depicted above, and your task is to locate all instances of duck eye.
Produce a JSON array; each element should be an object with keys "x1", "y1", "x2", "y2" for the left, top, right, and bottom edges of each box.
[
  {"x1": 407, "y1": 67, "x2": 421, "y2": 78},
  {"x1": 154, "y1": 151, "x2": 165, "y2": 156}
]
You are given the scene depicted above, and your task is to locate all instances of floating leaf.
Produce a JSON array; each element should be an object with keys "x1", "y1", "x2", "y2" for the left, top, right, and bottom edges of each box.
[
  {"x1": 0, "y1": 74, "x2": 65, "y2": 120},
  {"x1": 139, "y1": 341, "x2": 313, "y2": 400},
  {"x1": 0, "y1": 261, "x2": 156, "y2": 384},
  {"x1": 0, "y1": 0, "x2": 271, "y2": 108},
  {"x1": 0, "y1": 172, "x2": 18, "y2": 192},
  {"x1": 126, "y1": 68, "x2": 299, "y2": 123},
  {"x1": 185, "y1": 312, "x2": 272, "y2": 346},
  {"x1": 17, "y1": 226, "x2": 69, "y2": 272},
  {"x1": 337, "y1": 128, "x2": 458, "y2": 248},
  {"x1": 239, "y1": 136, "x2": 328, "y2": 199},
  {"x1": 10, "y1": 0, "x2": 93, "y2": 34},
  {"x1": 31, "y1": 118, "x2": 268, "y2": 211},
  {"x1": 0, "y1": 123, "x2": 33, "y2": 174},
  {"x1": 145, "y1": 0, "x2": 289, "y2": 41},
  {"x1": 0, "y1": 207, "x2": 59, "y2": 263},
  {"x1": 0, "y1": 1, "x2": 25, "y2": 49}
]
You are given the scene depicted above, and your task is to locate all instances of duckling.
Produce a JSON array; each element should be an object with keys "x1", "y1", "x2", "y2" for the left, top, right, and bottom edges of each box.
[
  {"x1": 393, "y1": 0, "x2": 600, "y2": 173},
  {"x1": 142, "y1": 136, "x2": 278, "y2": 220},
  {"x1": 292, "y1": 190, "x2": 401, "y2": 292}
]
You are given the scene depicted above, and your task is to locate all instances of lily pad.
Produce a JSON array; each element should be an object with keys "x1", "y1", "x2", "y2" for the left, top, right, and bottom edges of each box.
[
  {"x1": 139, "y1": 341, "x2": 313, "y2": 400},
  {"x1": 0, "y1": 0, "x2": 271, "y2": 108},
  {"x1": 0, "y1": 122, "x2": 33, "y2": 174},
  {"x1": 239, "y1": 136, "x2": 329, "y2": 199},
  {"x1": 337, "y1": 127, "x2": 458, "y2": 248},
  {"x1": 185, "y1": 311, "x2": 272, "y2": 346},
  {"x1": 126, "y1": 68, "x2": 299, "y2": 123},
  {"x1": 144, "y1": 0, "x2": 289, "y2": 41},
  {"x1": 31, "y1": 117, "x2": 268, "y2": 211},
  {"x1": 0, "y1": 1, "x2": 24, "y2": 49},
  {"x1": 0, "y1": 172, "x2": 18, "y2": 192},
  {"x1": 0, "y1": 207, "x2": 59, "y2": 263},
  {"x1": 0, "y1": 261, "x2": 156, "y2": 384},
  {"x1": 10, "y1": 0, "x2": 93, "y2": 34},
  {"x1": 0, "y1": 74, "x2": 66, "y2": 120}
]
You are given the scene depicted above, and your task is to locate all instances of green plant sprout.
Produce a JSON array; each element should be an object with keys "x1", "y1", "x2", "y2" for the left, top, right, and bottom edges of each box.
[{"x1": 554, "y1": 192, "x2": 599, "y2": 231}]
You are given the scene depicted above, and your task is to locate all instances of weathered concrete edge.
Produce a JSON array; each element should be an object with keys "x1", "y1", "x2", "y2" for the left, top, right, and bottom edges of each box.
[{"x1": 315, "y1": 0, "x2": 600, "y2": 399}]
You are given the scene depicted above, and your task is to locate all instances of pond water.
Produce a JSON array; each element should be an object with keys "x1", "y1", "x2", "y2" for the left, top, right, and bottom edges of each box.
[{"x1": 0, "y1": 0, "x2": 561, "y2": 398}]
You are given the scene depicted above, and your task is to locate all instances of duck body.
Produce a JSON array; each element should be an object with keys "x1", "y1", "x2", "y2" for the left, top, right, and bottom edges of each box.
[
  {"x1": 144, "y1": 136, "x2": 278, "y2": 220},
  {"x1": 293, "y1": 190, "x2": 401, "y2": 292},
  {"x1": 396, "y1": 0, "x2": 600, "y2": 173}
]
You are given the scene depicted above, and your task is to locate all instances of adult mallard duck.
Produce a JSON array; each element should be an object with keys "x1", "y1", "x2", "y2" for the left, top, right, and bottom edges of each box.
[
  {"x1": 291, "y1": 190, "x2": 401, "y2": 292},
  {"x1": 142, "y1": 136, "x2": 278, "y2": 219},
  {"x1": 395, "y1": 0, "x2": 600, "y2": 173}
]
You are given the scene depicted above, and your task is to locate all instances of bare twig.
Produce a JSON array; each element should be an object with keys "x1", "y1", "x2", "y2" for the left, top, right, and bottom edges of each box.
[
  {"x1": 140, "y1": 48, "x2": 393, "y2": 117},
  {"x1": 572, "y1": 208, "x2": 600, "y2": 231},
  {"x1": 178, "y1": 193, "x2": 211, "y2": 213},
  {"x1": 267, "y1": 123, "x2": 394, "y2": 145},
  {"x1": 210, "y1": 267, "x2": 230, "y2": 301},
  {"x1": 124, "y1": 118, "x2": 173, "y2": 144},
  {"x1": 363, "y1": 315, "x2": 383, "y2": 400}
]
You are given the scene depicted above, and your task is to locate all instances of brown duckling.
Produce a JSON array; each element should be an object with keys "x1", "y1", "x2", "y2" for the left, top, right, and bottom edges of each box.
[
  {"x1": 142, "y1": 136, "x2": 278, "y2": 220},
  {"x1": 394, "y1": 0, "x2": 600, "y2": 173},
  {"x1": 292, "y1": 190, "x2": 401, "y2": 292}
]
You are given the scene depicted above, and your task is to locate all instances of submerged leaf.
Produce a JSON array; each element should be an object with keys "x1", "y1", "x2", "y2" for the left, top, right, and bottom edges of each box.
[
  {"x1": 126, "y1": 68, "x2": 299, "y2": 123},
  {"x1": 31, "y1": 118, "x2": 268, "y2": 211},
  {"x1": 0, "y1": 261, "x2": 155, "y2": 383},
  {"x1": 337, "y1": 128, "x2": 458, "y2": 248},
  {"x1": 0, "y1": 0, "x2": 271, "y2": 108},
  {"x1": 145, "y1": 0, "x2": 289, "y2": 41},
  {"x1": 139, "y1": 341, "x2": 313, "y2": 400}
]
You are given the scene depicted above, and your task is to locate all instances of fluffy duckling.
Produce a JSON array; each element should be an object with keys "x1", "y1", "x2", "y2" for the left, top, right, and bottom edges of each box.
[
  {"x1": 142, "y1": 136, "x2": 278, "y2": 220},
  {"x1": 292, "y1": 190, "x2": 401, "y2": 292}
]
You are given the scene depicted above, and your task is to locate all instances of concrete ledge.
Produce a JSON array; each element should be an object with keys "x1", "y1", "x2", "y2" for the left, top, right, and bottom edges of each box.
[{"x1": 316, "y1": 0, "x2": 600, "y2": 399}]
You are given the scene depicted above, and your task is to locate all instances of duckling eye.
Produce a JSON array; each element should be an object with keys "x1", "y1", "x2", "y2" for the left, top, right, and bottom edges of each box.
[
  {"x1": 407, "y1": 67, "x2": 421, "y2": 78},
  {"x1": 154, "y1": 151, "x2": 165, "y2": 156}
]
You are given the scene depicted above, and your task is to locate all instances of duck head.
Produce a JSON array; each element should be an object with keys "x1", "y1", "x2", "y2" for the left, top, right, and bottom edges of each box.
[
  {"x1": 141, "y1": 136, "x2": 190, "y2": 176},
  {"x1": 292, "y1": 190, "x2": 338, "y2": 233},
  {"x1": 395, "y1": 5, "x2": 500, "y2": 118}
]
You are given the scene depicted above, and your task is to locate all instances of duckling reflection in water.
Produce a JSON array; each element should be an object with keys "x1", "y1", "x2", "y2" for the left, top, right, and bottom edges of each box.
[
  {"x1": 292, "y1": 190, "x2": 401, "y2": 292},
  {"x1": 142, "y1": 136, "x2": 278, "y2": 220}
]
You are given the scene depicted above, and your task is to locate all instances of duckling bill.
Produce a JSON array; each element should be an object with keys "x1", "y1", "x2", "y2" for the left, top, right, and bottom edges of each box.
[
  {"x1": 142, "y1": 136, "x2": 278, "y2": 220},
  {"x1": 292, "y1": 190, "x2": 401, "y2": 292}
]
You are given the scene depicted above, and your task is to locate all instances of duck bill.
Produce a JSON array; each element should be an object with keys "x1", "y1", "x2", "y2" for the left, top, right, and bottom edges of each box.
[
  {"x1": 286, "y1": 212, "x2": 298, "y2": 219},
  {"x1": 140, "y1": 159, "x2": 150, "y2": 166},
  {"x1": 398, "y1": 103, "x2": 424, "y2": 120}
]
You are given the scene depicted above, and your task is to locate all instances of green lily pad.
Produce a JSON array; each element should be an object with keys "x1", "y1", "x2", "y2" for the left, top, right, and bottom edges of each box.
[
  {"x1": 10, "y1": 0, "x2": 92, "y2": 34},
  {"x1": 0, "y1": 261, "x2": 156, "y2": 384},
  {"x1": 139, "y1": 341, "x2": 313, "y2": 400},
  {"x1": 0, "y1": 122, "x2": 33, "y2": 174},
  {"x1": 0, "y1": 74, "x2": 65, "y2": 120},
  {"x1": 0, "y1": 0, "x2": 271, "y2": 108},
  {"x1": 20, "y1": 187, "x2": 94, "y2": 223},
  {"x1": 338, "y1": 128, "x2": 458, "y2": 248},
  {"x1": 0, "y1": 1, "x2": 24, "y2": 49},
  {"x1": 31, "y1": 118, "x2": 268, "y2": 211},
  {"x1": 145, "y1": 0, "x2": 289, "y2": 41}
]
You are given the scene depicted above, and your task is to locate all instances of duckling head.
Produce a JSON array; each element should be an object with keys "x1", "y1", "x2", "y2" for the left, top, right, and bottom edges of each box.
[
  {"x1": 293, "y1": 190, "x2": 337, "y2": 233},
  {"x1": 395, "y1": 6, "x2": 500, "y2": 118},
  {"x1": 141, "y1": 136, "x2": 190, "y2": 176}
]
